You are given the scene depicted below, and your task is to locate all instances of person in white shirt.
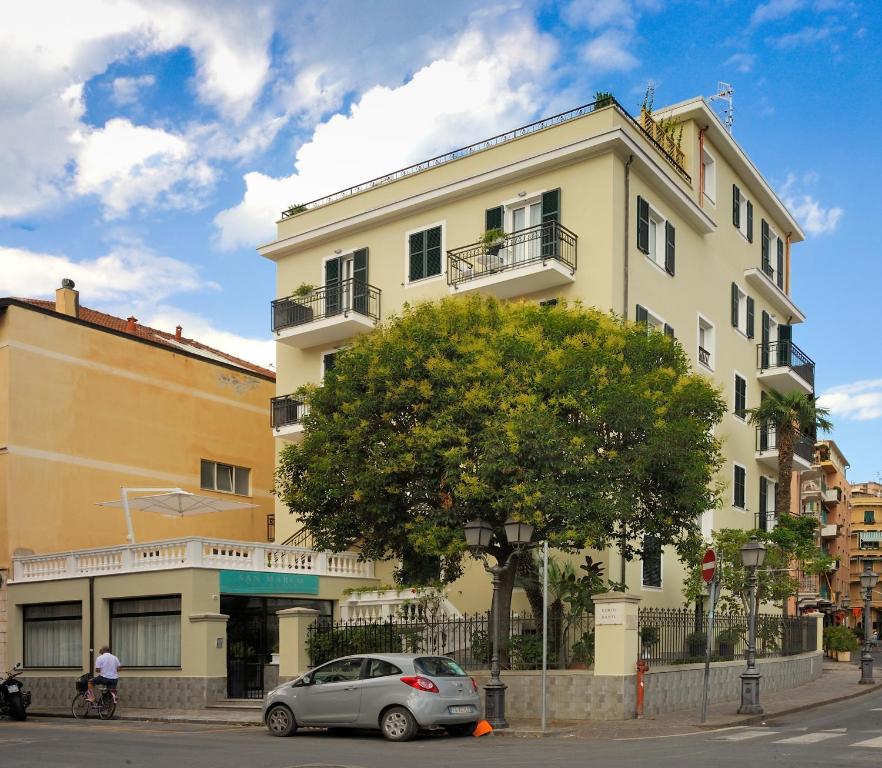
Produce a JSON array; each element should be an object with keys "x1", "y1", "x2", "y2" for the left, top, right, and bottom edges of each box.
[{"x1": 88, "y1": 645, "x2": 121, "y2": 702}]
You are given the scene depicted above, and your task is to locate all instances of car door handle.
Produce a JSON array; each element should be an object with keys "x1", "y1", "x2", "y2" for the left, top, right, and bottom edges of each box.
[{"x1": 344, "y1": 686, "x2": 357, "y2": 691}]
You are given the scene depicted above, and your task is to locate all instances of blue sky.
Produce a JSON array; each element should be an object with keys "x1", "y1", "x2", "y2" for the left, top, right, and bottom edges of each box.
[{"x1": 1, "y1": 0, "x2": 879, "y2": 480}]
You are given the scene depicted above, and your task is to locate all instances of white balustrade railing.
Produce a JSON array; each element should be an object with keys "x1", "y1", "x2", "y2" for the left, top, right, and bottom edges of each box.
[
  {"x1": 340, "y1": 589, "x2": 462, "y2": 621},
  {"x1": 12, "y1": 537, "x2": 373, "y2": 582}
]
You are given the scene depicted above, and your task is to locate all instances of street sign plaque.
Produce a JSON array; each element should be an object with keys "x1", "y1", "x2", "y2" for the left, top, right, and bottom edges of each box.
[{"x1": 701, "y1": 549, "x2": 717, "y2": 583}]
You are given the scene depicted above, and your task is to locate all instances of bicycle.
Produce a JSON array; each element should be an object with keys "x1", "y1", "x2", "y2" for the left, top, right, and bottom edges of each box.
[{"x1": 71, "y1": 685, "x2": 118, "y2": 720}]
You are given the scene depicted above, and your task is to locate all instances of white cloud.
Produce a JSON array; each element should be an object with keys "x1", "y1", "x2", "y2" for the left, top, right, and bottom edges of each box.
[
  {"x1": 0, "y1": 240, "x2": 213, "y2": 303},
  {"x1": 214, "y1": 23, "x2": 557, "y2": 250},
  {"x1": 818, "y1": 380, "x2": 882, "y2": 422},
  {"x1": 751, "y1": 0, "x2": 807, "y2": 26},
  {"x1": 564, "y1": 0, "x2": 662, "y2": 29},
  {"x1": 769, "y1": 24, "x2": 845, "y2": 48},
  {"x1": 725, "y1": 53, "x2": 756, "y2": 72},
  {"x1": 581, "y1": 29, "x2": 640, "y2": 72},
  {"x1": 779, "y1": 173, "x2": 843, "y2": 235},
  {"x1": 111, "y1": 74, "x2": 156, "y2": 105},
  {"x1": 72, "y1": 118, "x2": 216, "y2": 218}
]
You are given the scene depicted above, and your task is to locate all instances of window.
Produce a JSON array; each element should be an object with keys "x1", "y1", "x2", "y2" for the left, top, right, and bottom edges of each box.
[
  {"x1": 636, "y1": 304, "x2": 673, "y2": 338},
  {"x1": 641, "y1": 535, "x2": 662, "y2": 588},
  {"x1": 697, "y1": 316, "x2": 715, "y2": 370},
  {"x1": 732, "y1": 185, "x2": 754, "y2": 242},
  {"x1": 111, "y1": 596, "x2": 181, "y2": 667},
  {"x1": 761, "y1": 220, "x2": 785, "y2": 289},
  {"x1": 324, "y1": 248, "x2": 369, "y2": 315},
  {"x1": 734, "y1": 373, "x2": 747, "y2": 418},
  {"x1": 321, "y1": 350, "x2": 338, "y2": 380},
  {"x1": 201, "y1": 460, "x2": 250, "y2": 495},
  {"x1": 865, "y1": 510, "x2": 876, "y2": 525},
  {"x1": 407, "y1": 225, "x2": 442, "y2": 282},
  {"x1": 637, "y1": 196, "x2": 675, "y2": 275},
  {"x1": 759, "y1": 477, "x2": 777, "y2": 532},
  {"x1": 415, "y1": 657, "x2": 468, "y2": 677},
  {"x1": 730, "y1": 283, "x2": 755, "y2": 338},
  {"x1": 24, "y1": 602, "x2": 82, "y2": 667},
  {"x1": 701, "y1": 147, "x2": 716, "y2": 204},
  {"x1": 733, "y1": 464, "x2": 746, "y2": 509},
  {"x1": 366, "y1": 659, "x2": 402, "y2": 678},
  {"x1": 312, "y1": 657, "x2": 363, "y2": 684}
]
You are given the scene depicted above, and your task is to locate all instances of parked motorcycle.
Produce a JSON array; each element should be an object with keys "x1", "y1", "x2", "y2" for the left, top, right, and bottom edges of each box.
[{"x1": 1, "y1": 664, "x2": 31, "y2": 721}]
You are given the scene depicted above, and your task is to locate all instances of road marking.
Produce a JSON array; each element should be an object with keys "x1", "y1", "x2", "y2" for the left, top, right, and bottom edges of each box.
[
  {"x1": 851, "y1": 736, "x2": 882, "y2": 748},
  {"x1": 715, "y1": 729, "x2": 779, "y2": 741},
  {"x1": 773, "y1": 732, "x2": 846, "y2": 744}
]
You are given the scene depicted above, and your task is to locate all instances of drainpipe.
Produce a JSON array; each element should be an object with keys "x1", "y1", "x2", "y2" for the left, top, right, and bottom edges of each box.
[
  {"x1": 623, "y1": 154, "x2": 634, "y2": 320},
  {"x1": 785, "y1": 233, "x2": 792, "y2": 294},
  {"x1": 88, "y1": 576, "x2": 95, "y2": 673},
  {"x1": 698, "y1": 127, "x2": 708, "y2": 208}
]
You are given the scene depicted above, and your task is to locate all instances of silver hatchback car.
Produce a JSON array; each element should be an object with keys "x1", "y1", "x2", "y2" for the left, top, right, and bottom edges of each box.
[{"x1": 262, "y1": 653, "x2": 481, "y2": 741}]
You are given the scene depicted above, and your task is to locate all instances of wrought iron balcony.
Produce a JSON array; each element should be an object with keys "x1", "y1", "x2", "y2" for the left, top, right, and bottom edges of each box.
[
  {"x1": 756, "y1": 340, "x2": 815, "y2": 393},
  {"x1": 446, "y1": 221, "x2": 577, "y2": 298},
  {"x1": 271, "y1": 278, "x2": 381, "y2": 347},
  {"x1": 698, "y1": 346, "x2": 711, "y2": 368},
  {"x1": 271, "y1": 394, "x2": 308, "y2": 440},
  {"x1": 755, "y1": 424, "x2": 814, "y2": 470}
]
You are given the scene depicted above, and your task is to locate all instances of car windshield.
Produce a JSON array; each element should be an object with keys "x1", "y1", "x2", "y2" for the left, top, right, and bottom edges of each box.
[{"x1": 414, "y1": 657, "x2": 467, "y2": 677}]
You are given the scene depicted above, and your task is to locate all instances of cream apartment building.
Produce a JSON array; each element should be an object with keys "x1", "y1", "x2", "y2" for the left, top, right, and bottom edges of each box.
[{"x1": 259, "y1": 96, "x2": 813, "y2": 610}]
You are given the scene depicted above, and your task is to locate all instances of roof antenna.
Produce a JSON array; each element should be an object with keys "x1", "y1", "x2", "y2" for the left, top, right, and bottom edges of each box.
[{"x1": 709, "y1": 82, "x2": 734, "y2": 133}]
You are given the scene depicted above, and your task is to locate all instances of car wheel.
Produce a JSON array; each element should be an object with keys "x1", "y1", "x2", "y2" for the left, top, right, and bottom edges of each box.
[
  {"x1": 447, "y1": 722, "x2": 477, "y2": 737},
  {"x1": 381, "y1": 706, "x2": 417, "y2": 742},
  {"x1": 266, "y1": 704, "x2": 297, "y2": 737}
]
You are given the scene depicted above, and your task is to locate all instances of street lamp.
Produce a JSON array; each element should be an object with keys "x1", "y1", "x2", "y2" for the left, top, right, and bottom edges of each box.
[
  {"x1": 842, "y1": 594, "x2": 850, "y2": 629},
  {"x1": 464, "y1": 516, "x2": 534, "y2": 729},
  {"x1": 738, "y1": 536, "x2": 767, "y2": 715},
  {"x1": 859, "y1": 566, "x2": 878, "y2": 685}
]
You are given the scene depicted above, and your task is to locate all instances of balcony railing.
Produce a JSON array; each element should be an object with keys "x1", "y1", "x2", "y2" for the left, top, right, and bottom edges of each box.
[
  {"x1": 698, "y1": 346, "x2": 711, "y2": 367},
  {"x1": 755, "y1": 511, "x2": 778, "y2": 532},
  {"x1": 11, "y1": 537, "x2": 374, "y2": 583},
  {"x1": 272, "y1": 278, "x2": 381, "y2": 333},
  {"x1": 272, "y1": 394, "x2": 308, "y2": 430},
  {"x1": 799, "y1": 574, "x2": 819, "y2": 594},
  {"x1": 756, "y1": 425, "x2": 815, "y2": 464},
  {"x1": 446, "y1": 221, "x2": 577, "y2": 288},
  {"x1": 757, "y1": 340, "x2": 815, "y2": 389}
]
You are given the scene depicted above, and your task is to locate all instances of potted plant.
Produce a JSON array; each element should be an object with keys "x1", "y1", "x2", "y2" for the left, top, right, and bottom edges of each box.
[
  {"x1": 593, "y1": 90, "x2": 613, "y2": 108},
  {"x1": 685, "y1": 630, "x2": 706, "y2": 659},
  {"x1": 286, "y1": 283, "x2": 315, "y2": 324},
  {"x1": 717, "y1": 628, "x2": 739, "y2": 660},
  {"x1": 824, "y1": 625, "x2": 860, "y2": 662},
  {"x1": 283, "y1": 203, "x2": 307, "y2": 217},
  {"x1": 480, "y1": 228, "x2": 506, "y2": 257},
  {"x1": 569, "y1": 632, "x2": 594, "y2": 669}
]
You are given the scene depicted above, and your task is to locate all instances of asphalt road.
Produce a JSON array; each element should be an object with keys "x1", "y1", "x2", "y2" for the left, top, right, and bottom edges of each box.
[{"x1": 2, "y1": 686, "x2": 882, "y2": 768}]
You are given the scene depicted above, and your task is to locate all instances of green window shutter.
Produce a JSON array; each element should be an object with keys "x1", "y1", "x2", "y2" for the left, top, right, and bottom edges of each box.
[
  {"x1": 426, "y1": 226, "x2": 442, "y2": 278},
  {"x1": 541, "y1": 188, "x2": 560, "y2": 223},
  {"x1": 776, "y1": 238, "x2": 785, "y2": 289},
  {"x1": 353, "y1": 248, "x2": 368, "y2": 315},
  {"x1": 778, "y1": 324, "x2": 792, "y2": 366},
  {"x1": 734, "y1": 466, "x2": 746, "y2": 508},
  {"x1": 746, "y1": 295, "x2": 755, "y2": 339},
  {"x1": 541, "y1": 189, "x2": 561, "y2": 259},
  {"x1": 664, "y1": 221, "x2": 675, "y2": 276},
  {"x1": 325, "y1": 256, "x2": 341, "y2": 316},
  {"x1": 761, "y1": 219, "x2": 770, "y2": 275},
  {"x1": 747, "y1": 200, "x2": 754, "y2": 243},
  {"x1": 733, "y1": 185, "x2": 741, "y2": 228},
  {"x1": 731, "y1": 282, "x2": 739, "y2": 327},
  {"x1": 759, "y1": 479, "x2": 768, "y2": 530},
  {"x1": 485, "y1": 206, "x2": 503, "y2": 232},
  {"x1": 635, "y1": 304, "x2": 648, "y2": 325},
  {"x1": 761, "y1": 310, "x2": 770, "y2": 368},
  {"x1": 637, "y1": 196, "x2": 649, "y2": 254},
  {"x1": 664, "y1": 323, "x2": 674, "y2": 338},
  {"x1": 408, "y1": 232, "x2": 424, "y2": 282},
  {"x1": 642, "y1": 535, "x2": 662, "y2": 588},
  {"x1": 735, "y1": 374, "x2": 746, "y2": 417}
]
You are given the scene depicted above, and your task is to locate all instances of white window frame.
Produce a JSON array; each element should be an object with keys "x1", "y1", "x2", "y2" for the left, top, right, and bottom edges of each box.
[
  {"x1": 200, "y1": 459, "x2": 251, "y2": 496},
  {"x1": 642, "y1": 305, "x2": 667, "y2": 334},
  {"x1": 733, "y1": 370, "x2": 747, "y2": 421},
  {"x1": 702, "y1": 146, "x2": 717, "y2": 205},
  {"x1": 646, "y1": 203, "x2": 667, "y2": 270},
  {"x1": 732, "y1": 283, "x2": 751, "y2": 338},
  {"x1": 738, "y1": 192, "x2": 752, "y2": 241},
  {"x1": 320, "y1": 347, "x2": 342, "y2": 382},
  {"x1": 404, "y1": 220, "x2": 446, "y2": 287},
  {"x1": 733, "y1": 462, "x2": 747, "y2": 510},
  {"x1": 500, "y1": 190, "x2": 544, "y2": 232},
  {"x1": 641, "y1": 534, "x2": 663, "y2": 591},
  {"x1": 696, "y1": 314, "x2": 715, "y2": 371},
  {"x1": 767, "y1": 223, "x2": 782, "y2": 282}
]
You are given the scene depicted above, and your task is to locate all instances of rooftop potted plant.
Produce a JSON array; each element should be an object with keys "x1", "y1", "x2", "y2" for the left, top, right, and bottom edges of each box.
[{"x1": 283, "y1": 203, "x2": 307, "y2": 217}]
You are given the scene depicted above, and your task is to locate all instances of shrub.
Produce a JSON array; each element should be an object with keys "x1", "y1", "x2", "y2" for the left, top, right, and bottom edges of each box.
[
  {"x1": 824, "y1": 625, "x2": 860, "y2": 653},
  {"x1": 639, "y1": 626, "x2": 659, "y2": 646},
  {"x1": 685, "y1": 631, "x2": 707, "y2": 657},
  {"x1": 307, "y1": 624, "x2": 424, "y2": 666}
]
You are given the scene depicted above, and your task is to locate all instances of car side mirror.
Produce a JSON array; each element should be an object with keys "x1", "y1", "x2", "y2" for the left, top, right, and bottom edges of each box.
[{"x1": 294, "y1": 674, "x2": 312, "y2": 687}]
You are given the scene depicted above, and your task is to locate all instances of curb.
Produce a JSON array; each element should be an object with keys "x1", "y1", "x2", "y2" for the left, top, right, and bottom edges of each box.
[
  {"x1": 29, "y1": 711, "x2": 262, "y2": 727},
  {"x1": 489, "y1": 726, "x2": 577, "y2": 739}
]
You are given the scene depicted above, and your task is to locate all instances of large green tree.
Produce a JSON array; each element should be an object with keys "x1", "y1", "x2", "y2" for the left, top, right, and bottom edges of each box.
[
  {"x1": 747, "y1": 390, "x2": 833, "y2": 516},
  {"x1": 276, "y1": 295, "x2": 725, "y2": 617}
]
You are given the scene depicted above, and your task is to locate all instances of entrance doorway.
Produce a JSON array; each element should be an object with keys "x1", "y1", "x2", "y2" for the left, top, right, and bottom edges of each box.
[{"x1": 222, "y1": 596, "x2": 332, "y2": 699}]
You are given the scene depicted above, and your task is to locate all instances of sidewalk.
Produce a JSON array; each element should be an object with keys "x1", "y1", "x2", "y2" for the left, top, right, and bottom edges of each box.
[{"x1": 27, "y1": 662, "x2": 881, "y2": 737}]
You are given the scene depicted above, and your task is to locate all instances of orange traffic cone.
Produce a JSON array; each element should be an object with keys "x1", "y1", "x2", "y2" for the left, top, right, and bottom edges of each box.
[{"x1": 473, "y1": 719, "x2": 493, "y2": 737}]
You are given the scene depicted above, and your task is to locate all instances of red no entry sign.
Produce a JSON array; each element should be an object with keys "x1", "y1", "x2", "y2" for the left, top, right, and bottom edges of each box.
[{"x1": 701, "y1": 549, "x2": 717, "y2": 582}]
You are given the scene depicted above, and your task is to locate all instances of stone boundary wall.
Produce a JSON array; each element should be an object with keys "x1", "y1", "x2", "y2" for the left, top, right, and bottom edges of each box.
[
  {"x1": 20, "y1": 675, "x2": 226, "y2": 709},
  {"x1": 469, "y1": 651, "x2": 822, "y2": 721}
]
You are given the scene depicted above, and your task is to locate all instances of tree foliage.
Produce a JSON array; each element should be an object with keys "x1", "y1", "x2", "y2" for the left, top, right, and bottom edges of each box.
[{"x1": 276, "y1": 295, "x2": 725, "y2": 596}]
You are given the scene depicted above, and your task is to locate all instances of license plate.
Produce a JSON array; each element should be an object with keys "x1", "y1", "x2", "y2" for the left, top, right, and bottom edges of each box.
[
  {"x1": 6, "y1": 684, "x2": 18, "y2": 693},
  {"x1": 449, "y1": 705, "x2": 473, "y2": 714}
]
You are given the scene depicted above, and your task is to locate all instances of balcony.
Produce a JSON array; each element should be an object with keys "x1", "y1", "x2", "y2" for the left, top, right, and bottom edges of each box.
[
  {"x1": 11, "y1": 537, "x2": 374, "y2": 583},
  {"x1": 798, "y1": 574, "x2": 819, "y2": 596},
  {"x1": 821, "y1": 523, "x2": 839, "y2": 539},
  {"x1": 447, "y1": 221, "x2": 577, "y2": 299},
  {"x1": 272, "y1": 394, "x2": 307, "y2": 440},
  {"x1": 272, "y1": 278, "x2": 380, "y2": 348},
  {"x1": 743, "y1": 266, "x2": 806, "y2": 325},
  {"x1": 756, "y1": 341, "x2": 815, "y2": 394},
  {"x1": 340, "y1": 588, "x2": 463, "y2": 621},
  {"x1": 823, "y1": 487, "x2": 842, "y2": 506},
  {"x1": 755, "y1": 425, "x2": 814, "y2": 471},
  {"x1": 755, "y1": 511, "x2": 778, "y2": 532}
]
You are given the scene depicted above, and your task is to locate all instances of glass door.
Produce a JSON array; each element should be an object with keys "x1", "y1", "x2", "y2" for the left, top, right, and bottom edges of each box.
[{"x1": 510, "y1": 202, "x2": 541, "y2": 264}]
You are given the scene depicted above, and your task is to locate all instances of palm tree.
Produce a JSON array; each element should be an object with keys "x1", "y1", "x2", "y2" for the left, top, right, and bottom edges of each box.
[{"x1": 747, "y1": 390, "x2": 833, "y2": 518}]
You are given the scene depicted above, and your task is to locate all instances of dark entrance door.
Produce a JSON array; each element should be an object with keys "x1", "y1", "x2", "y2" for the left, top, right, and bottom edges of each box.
[{"x1": 225, "y1": 597, "x2": 267, "y2": 699}]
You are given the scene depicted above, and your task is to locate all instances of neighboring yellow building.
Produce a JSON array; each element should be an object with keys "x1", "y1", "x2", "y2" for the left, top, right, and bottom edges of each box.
[
  {"x1": 259, "y1": 96, "x2": 812, "y2": 612},
  {"x1": 847, "y1": 482, "x2": 882, "y2": 636}
]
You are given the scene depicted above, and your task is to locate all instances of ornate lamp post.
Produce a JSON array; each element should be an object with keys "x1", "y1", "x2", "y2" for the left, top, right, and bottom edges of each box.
[
  {"x1": 464, "y1": 517, "x2": 534, "y2": 729},
  {"x1": 859, "y1": 566, "x2": 878, "y2": 685},
  {"x1": 738, "y1": 536, "x2": 767, "y2": 715}
]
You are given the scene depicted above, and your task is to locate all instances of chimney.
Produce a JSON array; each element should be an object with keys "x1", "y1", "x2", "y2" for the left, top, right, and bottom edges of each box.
[
  {"x1": 126, "y1": 316, "x2": 138, "y2": 334},
  {"x1": 175, "y1": 325, "x2": 182, "y2": 341},
  {"x1": 55, "y1": 278, "x2": 80, "y2": 319}
]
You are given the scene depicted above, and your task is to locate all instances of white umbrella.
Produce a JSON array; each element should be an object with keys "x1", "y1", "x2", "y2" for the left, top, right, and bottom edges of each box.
[{"x1": 97, "y1": 487, "x2": 258, "y2": 543}]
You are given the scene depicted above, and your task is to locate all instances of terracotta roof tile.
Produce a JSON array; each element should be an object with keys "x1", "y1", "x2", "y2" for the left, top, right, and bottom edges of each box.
[{"x1": 19, "y1": 299, "x2": 275, "y2": 379}]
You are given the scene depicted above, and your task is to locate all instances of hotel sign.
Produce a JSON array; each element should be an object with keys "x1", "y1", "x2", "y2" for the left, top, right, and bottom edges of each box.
[{"x1": 219, "y1": 570, "x2": 320, "y2": 595}]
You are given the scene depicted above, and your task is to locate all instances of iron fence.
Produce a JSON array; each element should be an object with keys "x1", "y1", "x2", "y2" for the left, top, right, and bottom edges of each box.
[
  {"x1": 307, "y1": 612, "x2": 594, "y2": 670},
  {"x1": 637, "y1": 608, "x2": 817, "y2": 666},
  {"x1": 271, "y1": 278, "x2": 381, "y2": 332}
]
